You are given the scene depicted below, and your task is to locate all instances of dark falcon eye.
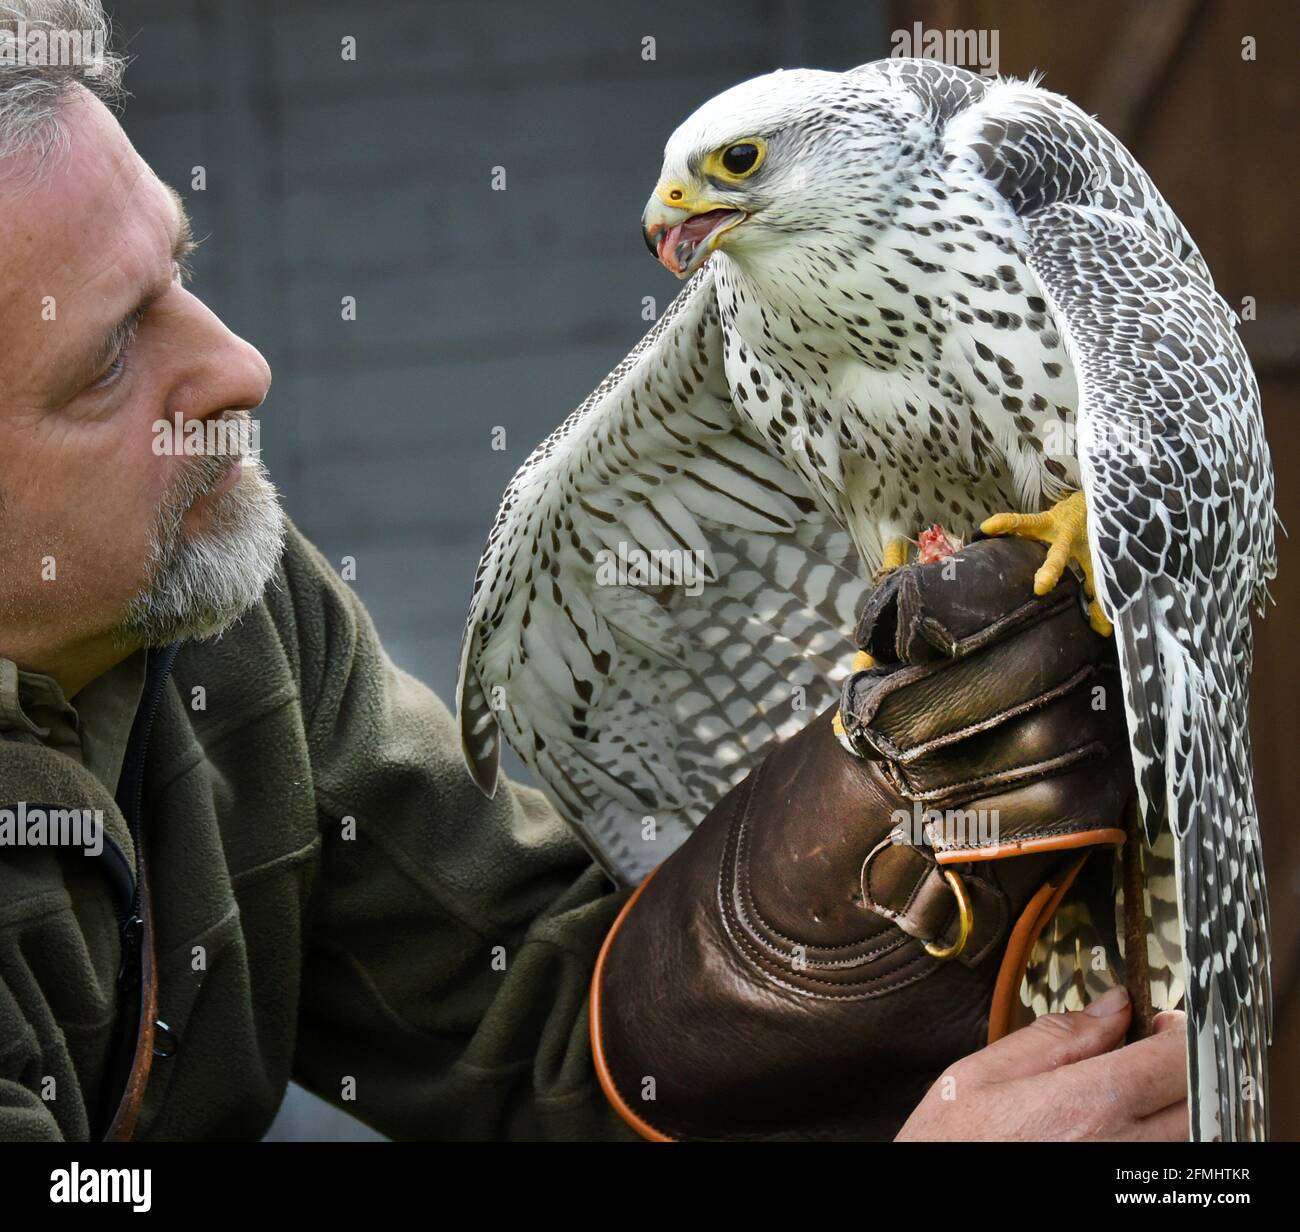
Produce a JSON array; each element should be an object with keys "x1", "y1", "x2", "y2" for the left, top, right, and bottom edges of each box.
[{"x1": 721, "y1": 142, "x2": 760, "y2": 175}]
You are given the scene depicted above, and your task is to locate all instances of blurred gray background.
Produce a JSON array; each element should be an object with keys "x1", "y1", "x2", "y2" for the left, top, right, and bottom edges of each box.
[{"x1": 105, "y1": 0, "x2": 887, "y2": 1140}]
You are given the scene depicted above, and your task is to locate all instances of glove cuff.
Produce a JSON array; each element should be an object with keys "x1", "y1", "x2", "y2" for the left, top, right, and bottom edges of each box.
[{"x1": 588, "y1": 710, "x2": 1124, "y2": 1142}]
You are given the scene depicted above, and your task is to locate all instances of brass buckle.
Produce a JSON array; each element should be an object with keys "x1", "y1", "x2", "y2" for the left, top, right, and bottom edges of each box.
[{"x1": 923, "y1": 868, "x2": 973, "y2": 961}]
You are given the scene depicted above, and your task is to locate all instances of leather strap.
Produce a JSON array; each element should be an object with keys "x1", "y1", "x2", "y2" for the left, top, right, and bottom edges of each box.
[
  {"x1": 860, "y1": 825, "x2": 1123, "y2": 959},
  {"x1": 101, "y1": 840, "x2": 157, "y2": 1142},
  {"x1": 590, "y1": 869, "x2": 674, "y2": 1143},
  {"x1": 986, "y1": 849, "x2": 1093, "y2": 1044},
  {"x1": 859, "y1": 837, "x2": 1007, "y2": 966}
]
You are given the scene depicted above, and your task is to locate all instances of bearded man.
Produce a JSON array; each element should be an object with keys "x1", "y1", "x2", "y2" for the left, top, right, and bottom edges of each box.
[{"x1": 0, "y1": 1, "x2": 1186, "y2": 1142}]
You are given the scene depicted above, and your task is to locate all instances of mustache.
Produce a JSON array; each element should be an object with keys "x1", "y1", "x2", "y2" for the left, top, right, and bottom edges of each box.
[
  {"x1": 185, "y1": 452, "x2": 236, "y2": 495},
  {"x1": 168, "y1": 413, "x2": 256, "y2": 506}
]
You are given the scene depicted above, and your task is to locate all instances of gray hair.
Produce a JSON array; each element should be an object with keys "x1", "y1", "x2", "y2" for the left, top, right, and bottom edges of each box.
[{"x1": 0, "y1": 0, "x2": 125, "y2": 169}]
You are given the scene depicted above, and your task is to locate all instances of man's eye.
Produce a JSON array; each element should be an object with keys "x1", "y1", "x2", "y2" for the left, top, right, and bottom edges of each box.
[{"x1": 89, "y1": 349, "x2": 130, "y2": 390}]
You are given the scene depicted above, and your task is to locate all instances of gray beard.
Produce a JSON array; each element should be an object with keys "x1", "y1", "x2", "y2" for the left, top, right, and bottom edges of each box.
[{"x1": 116, "y1": 447, "x2": 286, "y2": 649}]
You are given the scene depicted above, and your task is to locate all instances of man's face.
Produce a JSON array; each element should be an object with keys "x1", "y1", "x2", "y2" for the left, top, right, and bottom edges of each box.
[{"x1": 0, "y1": 87, "x2": 283, "y2": 683}]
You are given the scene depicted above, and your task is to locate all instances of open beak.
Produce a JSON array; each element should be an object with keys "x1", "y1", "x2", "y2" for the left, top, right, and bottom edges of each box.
[{"x1": 642, "y1": 190, "x2": 746, "y2": 278}]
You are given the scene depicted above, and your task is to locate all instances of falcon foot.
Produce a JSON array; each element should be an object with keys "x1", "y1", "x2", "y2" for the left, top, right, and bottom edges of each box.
[
  {"x1": 980, "y1": 491, "x2": 1113, "y2": 636},
  {"x1": 872, "y1": 536, "x2": 910, "y2": 583}
]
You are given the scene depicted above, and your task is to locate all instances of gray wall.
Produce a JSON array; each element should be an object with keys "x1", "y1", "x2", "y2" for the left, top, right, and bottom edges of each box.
[{"x1": 106, "y1": 0, "x2": 887, "y2": 1141}]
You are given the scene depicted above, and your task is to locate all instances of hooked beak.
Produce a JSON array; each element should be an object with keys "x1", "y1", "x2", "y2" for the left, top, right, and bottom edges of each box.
[{"x1": 642, "y1": 188, "x2": 747, "y2": 278}]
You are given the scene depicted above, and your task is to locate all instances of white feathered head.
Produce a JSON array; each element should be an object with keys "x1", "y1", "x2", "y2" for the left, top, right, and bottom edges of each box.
[{"x1": 641, "y1": 65, "x2": 921, "y2": 278}]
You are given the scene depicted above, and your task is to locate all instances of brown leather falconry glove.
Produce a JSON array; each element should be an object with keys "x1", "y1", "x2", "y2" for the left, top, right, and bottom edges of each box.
[{"x1": 589, "y1": 536, "x2": 1135, "y2": 1141}]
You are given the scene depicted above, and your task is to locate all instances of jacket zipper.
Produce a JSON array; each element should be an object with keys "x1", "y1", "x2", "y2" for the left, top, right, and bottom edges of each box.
[{"x1": 113, "y1": 642, "x2": 181, "y2": 992}]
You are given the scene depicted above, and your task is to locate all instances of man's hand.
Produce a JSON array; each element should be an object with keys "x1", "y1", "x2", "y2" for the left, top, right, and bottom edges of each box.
[{"x1": 896, "y1": 987, "x2": 1188, "y2": 1141}]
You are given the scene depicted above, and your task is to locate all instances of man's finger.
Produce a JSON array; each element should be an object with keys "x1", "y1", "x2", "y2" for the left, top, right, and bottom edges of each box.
[
  {"x1": 955, "y1": 985, "x2": 1132, "y2": 1086},
  {"x1": 1110, "y1": 1099, "x2": 1191, "y2": 1142},
  {"x1": 1153, "y1": 1009, "x2": 1185, "y2": 1034},
  {"x1": 1050, "y1": 1010, "x2": 1189, "y2": 1123}
]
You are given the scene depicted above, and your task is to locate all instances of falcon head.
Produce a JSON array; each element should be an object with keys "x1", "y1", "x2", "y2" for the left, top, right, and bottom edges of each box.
[{"x1": 641, "y1": 66, "x2": 908, "y2": 278}]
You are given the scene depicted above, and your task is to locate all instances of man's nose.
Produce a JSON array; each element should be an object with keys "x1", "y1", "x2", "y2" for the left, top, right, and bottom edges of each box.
[
  {"x1": 169, "y1": 295, "x2": 273, "y2": 422},
  {"x1": 162, "y1": 285, "x2": 274, "y2": 421},
  {"x1": 210, "y1": 329, "x2": 272, "y2": 415}
]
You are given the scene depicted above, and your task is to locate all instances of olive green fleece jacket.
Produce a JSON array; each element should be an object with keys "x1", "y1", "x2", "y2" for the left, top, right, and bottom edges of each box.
[{"x1": 0, "y1": 519, "x2": 637, "y2": 1141}]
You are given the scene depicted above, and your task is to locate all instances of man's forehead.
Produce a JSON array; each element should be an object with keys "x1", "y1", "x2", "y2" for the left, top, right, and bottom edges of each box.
[
  {"x1": 0, "y1": 88, "x2": 181, "y2": 342},
  {"x1": 0, "y1": 89, "x2": 178, "y2": 299}
]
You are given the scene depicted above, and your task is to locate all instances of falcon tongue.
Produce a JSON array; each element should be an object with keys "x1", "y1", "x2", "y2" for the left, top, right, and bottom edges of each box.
[{"x1": 657, "y1": 208, "x2": 744, "y2": 275}]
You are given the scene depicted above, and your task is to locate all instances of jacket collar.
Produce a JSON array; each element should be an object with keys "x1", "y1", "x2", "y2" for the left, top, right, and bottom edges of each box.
[{"x1": 0, "y1": 656, "x2": 72, "y2": 738}]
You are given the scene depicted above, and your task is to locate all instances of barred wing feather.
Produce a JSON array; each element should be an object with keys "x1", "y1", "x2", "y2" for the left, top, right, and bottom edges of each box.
[
  {"x1": 457, "y1": 268, "x2": 867, "y2": 882},
  {"x1": 1024, "y1": 202, "x2": 1276, "y2": 1141}
]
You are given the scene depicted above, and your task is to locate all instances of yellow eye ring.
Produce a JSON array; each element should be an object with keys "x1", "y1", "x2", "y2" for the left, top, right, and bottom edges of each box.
[{"x1": 704, "y1": 137, "x2": 767, "y2": 182}]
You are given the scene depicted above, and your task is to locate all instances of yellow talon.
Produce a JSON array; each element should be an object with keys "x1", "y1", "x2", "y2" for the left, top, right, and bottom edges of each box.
[
  {"x1": 980, "y1": 490, "x2": 1114, "y2": 637},
  {"x1": 873, "y1": 536, "x2": 910, "y2": 583}
]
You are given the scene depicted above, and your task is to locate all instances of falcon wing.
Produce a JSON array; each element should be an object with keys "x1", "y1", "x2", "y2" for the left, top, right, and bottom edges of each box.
[
  {"x1": 1024, "y1": 202, "x2": 1277, "y2": 1141},
  {"x1": 457, "y1": 268, "x2": 866, "y2": 883}
]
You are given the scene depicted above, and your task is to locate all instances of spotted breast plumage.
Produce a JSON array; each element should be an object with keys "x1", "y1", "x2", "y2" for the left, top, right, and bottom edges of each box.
[{"x1": 456, "y1": 58, "x2": 1276, "y2": 1141}]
